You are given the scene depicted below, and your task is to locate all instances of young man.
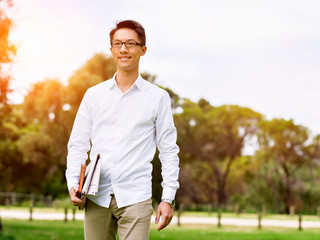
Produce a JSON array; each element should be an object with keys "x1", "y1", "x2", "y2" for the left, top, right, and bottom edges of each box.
[{"x1": 66, "y1": 20, "x2": 180, "y2": 240}]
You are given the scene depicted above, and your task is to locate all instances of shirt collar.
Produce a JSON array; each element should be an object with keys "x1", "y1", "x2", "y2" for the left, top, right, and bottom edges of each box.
[
  {"x1": 107, "y1": 73, "x2": 144, "y2": 91},
  {"x1": 134, "y1": 74, "x2": 144, "y2": 91}
]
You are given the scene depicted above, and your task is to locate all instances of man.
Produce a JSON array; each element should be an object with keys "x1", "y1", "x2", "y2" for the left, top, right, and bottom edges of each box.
[{"x1": 66, "y1": 20, "x2": 180, "y2": 240}]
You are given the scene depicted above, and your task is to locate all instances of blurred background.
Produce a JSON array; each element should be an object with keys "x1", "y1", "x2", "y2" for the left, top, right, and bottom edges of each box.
[{"x1": 1, "y1": 0, "x2": 320, "y2": 218}]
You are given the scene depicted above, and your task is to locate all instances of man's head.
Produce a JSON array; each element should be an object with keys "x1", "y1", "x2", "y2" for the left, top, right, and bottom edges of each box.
[
  {"x1": 109, "y1": 20, "x2": 147, "y2": 73},
  {"x1": 109, "y1": 20, "x2": 146, "y2": 47}
]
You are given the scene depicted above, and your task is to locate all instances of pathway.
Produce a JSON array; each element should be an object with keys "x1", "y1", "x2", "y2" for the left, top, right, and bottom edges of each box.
[{"x1": 1, "y1": 209, "x2": 320, "y2": 228}]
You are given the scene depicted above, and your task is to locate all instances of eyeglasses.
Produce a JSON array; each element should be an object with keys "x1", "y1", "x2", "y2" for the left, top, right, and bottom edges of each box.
[{"x1": 111, "y1": 40, "x2": 143, "y2": 48}]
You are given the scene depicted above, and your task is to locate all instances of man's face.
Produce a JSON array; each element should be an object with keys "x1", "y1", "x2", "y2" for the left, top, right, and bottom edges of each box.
[{"x1": 110, "y1": 28, "x2": 147, "y2": 72}]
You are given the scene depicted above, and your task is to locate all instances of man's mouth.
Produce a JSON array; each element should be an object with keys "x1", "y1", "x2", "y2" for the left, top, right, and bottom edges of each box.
[{"x1": 119, "y1": 56, "x2": 131, "y2": 61}]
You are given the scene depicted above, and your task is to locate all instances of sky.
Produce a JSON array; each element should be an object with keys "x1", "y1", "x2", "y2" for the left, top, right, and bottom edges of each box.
[{"x1": 8, "y1": 0, "x2": 320, "y2": 135}]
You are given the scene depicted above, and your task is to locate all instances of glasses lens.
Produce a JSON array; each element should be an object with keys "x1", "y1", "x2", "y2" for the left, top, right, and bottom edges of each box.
[
  {"x1": 125, "y1": 41, "x2": 137, "y2": 48},
  {"x1": 112, "y1": 41, "x2": 122, "y2": 48}
]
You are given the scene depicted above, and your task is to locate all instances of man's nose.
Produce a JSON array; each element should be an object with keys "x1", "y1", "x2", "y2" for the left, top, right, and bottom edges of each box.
[{"x1": 120, "y1": 43, "x2": 128, "y2": 52}]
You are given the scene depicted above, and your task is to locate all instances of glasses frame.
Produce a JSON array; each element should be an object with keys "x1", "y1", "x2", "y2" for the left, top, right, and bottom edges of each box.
[{"x1": 111, "y1": 40, "x2": 143, "y2": 48}]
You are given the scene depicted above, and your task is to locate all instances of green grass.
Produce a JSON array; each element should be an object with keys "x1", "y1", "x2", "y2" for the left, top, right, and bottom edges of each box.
[
  {"x1": 151, "y1": 225, "x2": 320, "y2": 240},
  {"x1": 2, "y1": 219, "x2": 320, "y2": 240},
  {"x1": 1, "y1": 219, "x2": 83, "y2": 240}
]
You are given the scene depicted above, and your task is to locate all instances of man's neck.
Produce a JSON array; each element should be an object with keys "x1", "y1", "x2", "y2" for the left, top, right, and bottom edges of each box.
[{"x1": 115, "y1": 69, "x2": 139, "y2": 93}]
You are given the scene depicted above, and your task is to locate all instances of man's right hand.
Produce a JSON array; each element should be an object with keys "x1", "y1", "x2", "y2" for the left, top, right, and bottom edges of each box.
[{"x1": 69, "y1": 186, "x2": 86, "y2": 208}]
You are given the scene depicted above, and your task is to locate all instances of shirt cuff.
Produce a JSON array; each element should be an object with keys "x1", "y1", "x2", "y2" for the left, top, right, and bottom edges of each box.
[
  {"x1": 161, "y1": 187, "x2": 177, "y2": 201},
  {"x1": 67, "y1": 180, "x2": 79, "y2": 192}
]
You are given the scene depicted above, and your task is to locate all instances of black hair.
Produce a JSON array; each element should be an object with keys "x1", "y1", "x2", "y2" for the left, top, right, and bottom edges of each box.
[{"x1": 109, "y1": 20, "x2": 146, "y2": 46}]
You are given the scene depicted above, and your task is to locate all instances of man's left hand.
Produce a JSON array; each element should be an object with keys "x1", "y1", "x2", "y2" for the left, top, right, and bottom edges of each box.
[{"x1": 155, "y1": 202, "x2": 173, "y2": 231}]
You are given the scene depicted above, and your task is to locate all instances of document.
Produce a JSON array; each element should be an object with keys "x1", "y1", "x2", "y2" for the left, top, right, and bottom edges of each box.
[{"x1": 76, "y1": 154, "x2": 101, "y2": 199}]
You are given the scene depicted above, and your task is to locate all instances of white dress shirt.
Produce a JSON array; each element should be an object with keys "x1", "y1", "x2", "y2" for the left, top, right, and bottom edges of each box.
[{"x1": 66, "y1": 74, "x2": 180, "y2": 208}]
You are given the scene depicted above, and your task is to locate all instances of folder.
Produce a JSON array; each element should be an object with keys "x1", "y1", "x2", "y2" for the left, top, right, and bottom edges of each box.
[{"x1": 76, "y1": 154, "x2": 101, "y2": 199}]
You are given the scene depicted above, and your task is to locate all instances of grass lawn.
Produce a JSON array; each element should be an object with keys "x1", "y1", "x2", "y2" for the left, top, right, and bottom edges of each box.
[{"x1": 1, "y1": 219, "x2": 320, "y2": 240}]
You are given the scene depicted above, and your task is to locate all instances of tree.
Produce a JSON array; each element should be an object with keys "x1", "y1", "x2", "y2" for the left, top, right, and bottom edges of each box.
[
  {"x1": 295, "y1": 134, "x2": 320, "y2": 213},
  {"x1": 10, "y1": 80, "x2": 66, "y2": 196},
  {"x1": 64, "y1": 53, "x2": 116, "y2": 116},
  {"x1": 10, "y1": 54, "x2": 117, "y2": 196},
  {"x1": 0, "y1": 0, "x2": 20, "y2": 194},
  {"x1": 175, "y1": 99, "x2": 262, "y2": 206},
  {"x1": 23, "y1": 79, "x2": 69, "y2": 157},
  {"x1": 0, "y1": 104, "x2": 28, "y2": 192},
  {"x1": 0, "y1": 0, "x2": 16, "y2": 107},
  {"x1": 250, "y1": 118, "x2": 311, "y2": 214}
]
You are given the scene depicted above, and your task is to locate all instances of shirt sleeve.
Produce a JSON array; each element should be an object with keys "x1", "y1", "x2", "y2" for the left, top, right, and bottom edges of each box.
[
  {"x1": 65, "y1": 90, "x2": 92, "y2": 191},
  {"x1": 156, "y1": 91, "x2": 180, "y2": 201}
]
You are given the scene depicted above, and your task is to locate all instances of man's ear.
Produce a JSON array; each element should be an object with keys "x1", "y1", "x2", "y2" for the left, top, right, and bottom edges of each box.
[{"x1": 141, "y1": 46, "x2": 147, "y2": 56}]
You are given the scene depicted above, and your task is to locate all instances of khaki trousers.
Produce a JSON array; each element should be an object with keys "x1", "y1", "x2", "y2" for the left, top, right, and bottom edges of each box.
[{"x1": 84, "y1": 196, "x2": 153, "y2": 240}]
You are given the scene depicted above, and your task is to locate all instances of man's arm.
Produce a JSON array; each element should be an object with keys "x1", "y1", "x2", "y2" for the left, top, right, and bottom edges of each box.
[
  {"x1": 65, "y1": 90, "x2": 92, "y2": 206},
  {"x1": 155, "y1": 91, "x2": 180, "y2": 231}
]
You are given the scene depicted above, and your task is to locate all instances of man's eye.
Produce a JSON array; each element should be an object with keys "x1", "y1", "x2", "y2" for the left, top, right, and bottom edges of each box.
[
  {"x1": 126, "y1": 42, "x2": 136, "y2": 47},
  {"x1": 113, "y1": 42, "x2": 121, "y2": 47}
]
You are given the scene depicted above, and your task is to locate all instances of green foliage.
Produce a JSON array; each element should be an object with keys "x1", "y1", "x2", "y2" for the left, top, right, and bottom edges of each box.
[
  {"x1": 0, "y1": 139, "x2": 23, "y2": 192},
  {"x1": 65, "y1": 53, "x2": 116, "y2": 115},
  {"x1": 175, "y1": 99, "x2": 262, "y2": 206},
  {"x1": 0, "y1": 53, "x2": 116, "y2": 198},
  {"x1": 0, "y1": 232, "x2": 16, "y2": 240},
  {"x1": 151, "y1": 152, "x2": 162, "y2": 204},
  {"x1": 23, "y1": 79, "x2": 63, "y2": 123},
  {"x1": 248, "y1": 119, "x2": 313, "y2": 213},
  {"x1": 141, "y1": 72, "x2": 156, "y2": 83}
]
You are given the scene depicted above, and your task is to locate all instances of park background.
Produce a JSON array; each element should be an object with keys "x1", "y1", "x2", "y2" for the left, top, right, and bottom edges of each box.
[{"x1": 1, "y1": 0, "x2": 320, "y2": 239}]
